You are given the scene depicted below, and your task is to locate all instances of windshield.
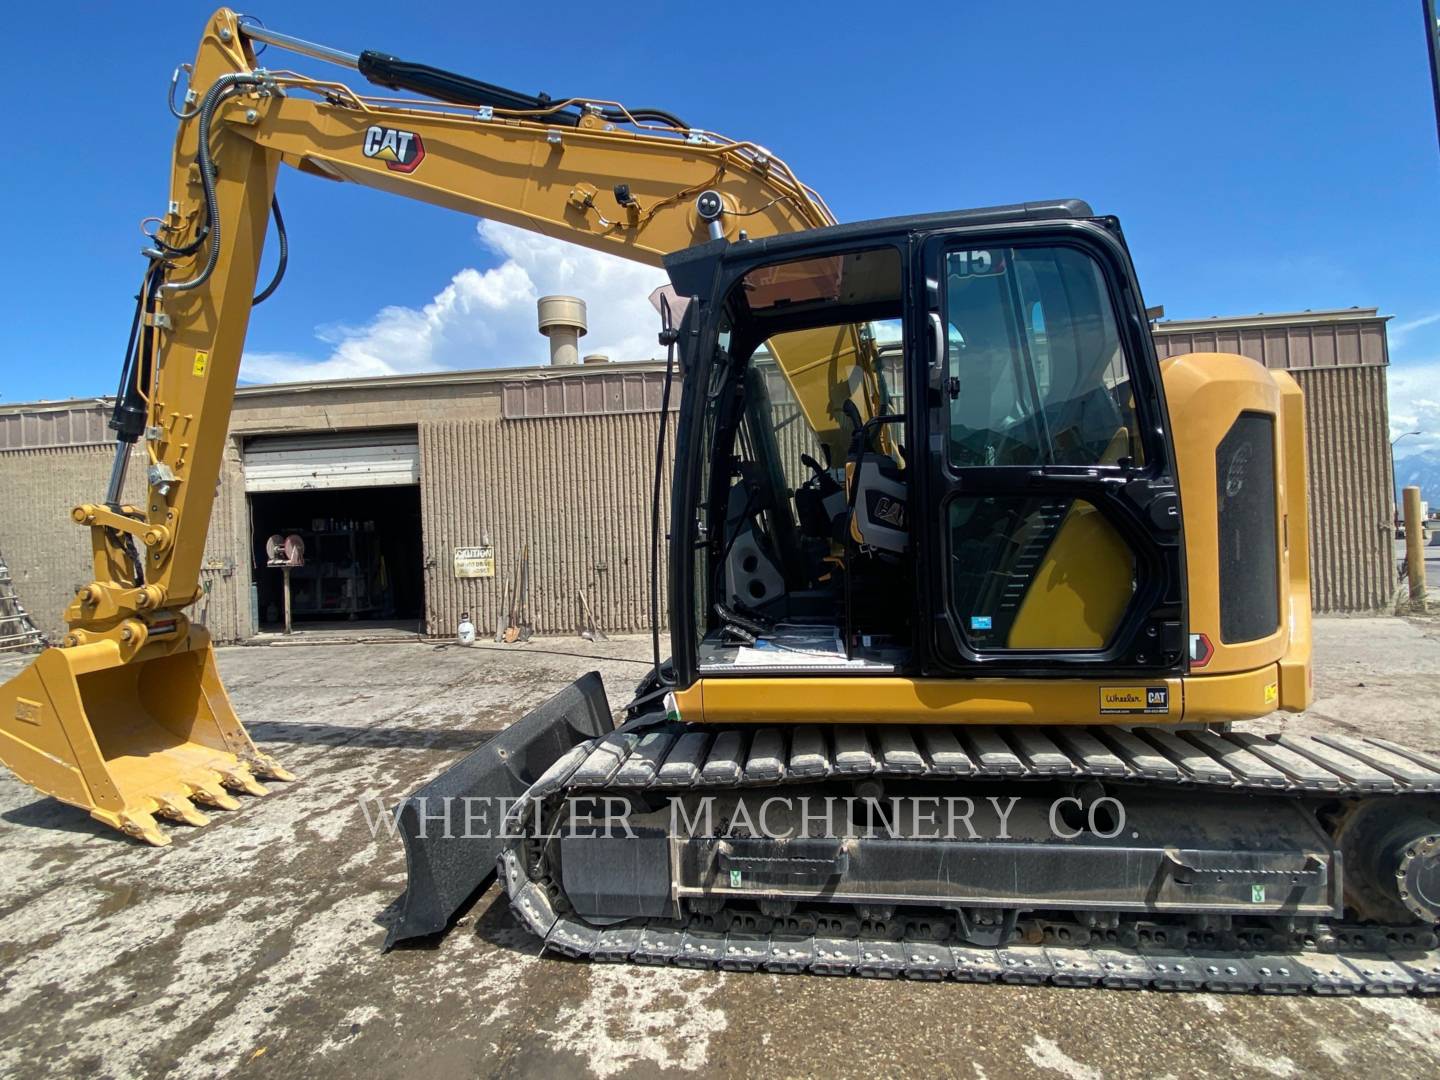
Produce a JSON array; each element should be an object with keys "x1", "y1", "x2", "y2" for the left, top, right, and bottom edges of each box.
[{"x1": 945, "y1": 244, "x2": 1143, "y2": 468}]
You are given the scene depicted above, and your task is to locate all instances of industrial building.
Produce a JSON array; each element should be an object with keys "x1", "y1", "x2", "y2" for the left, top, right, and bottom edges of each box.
[{"x1": 0, "y1": 304, "x2": 1395, "y2": 645}]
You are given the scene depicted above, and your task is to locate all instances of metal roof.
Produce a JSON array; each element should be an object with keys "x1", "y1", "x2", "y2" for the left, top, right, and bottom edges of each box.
[{"x1": 1154, "y1": 307, "x2": 1388, "y2": 331}]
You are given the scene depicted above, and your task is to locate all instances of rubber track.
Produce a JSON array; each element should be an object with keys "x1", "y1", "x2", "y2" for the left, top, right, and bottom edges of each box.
[
  {"x1": 496, "y1": 724, "x2": 1440, "y2": 993},
  {"x1": 524, "y1": 724, "x2": 1440, "y2": 796}
]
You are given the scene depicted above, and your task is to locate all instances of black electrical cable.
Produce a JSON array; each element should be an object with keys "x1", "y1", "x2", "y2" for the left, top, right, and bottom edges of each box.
[
  {"x1": 649, "y1": 298, "x2": 681, "y2": 687},
  {"x1": 153, "y1": 222, "x2": 209, "y2": 259},
  {"x1": 251, "y1": 196, "x2": 288, "y2": 305}
]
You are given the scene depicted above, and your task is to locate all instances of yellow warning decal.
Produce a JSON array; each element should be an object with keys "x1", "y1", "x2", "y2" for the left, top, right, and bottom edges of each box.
[
  {"x1": 1100, "y1": 685, "x2": 1169, "y2": 715},
  {"x1": 1264, "y1": 682, "x2": 1279, "y2": 706},
  {"x1": 15, "y1": 698, "x2": 41, "y2": 725},
  {"x1": 193, "y1": 351, "x2": 209, "y2": 377}
]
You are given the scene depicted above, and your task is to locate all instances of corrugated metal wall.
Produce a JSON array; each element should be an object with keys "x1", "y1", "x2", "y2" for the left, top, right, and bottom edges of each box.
[
  {"x1": 1292, "y1": 367, "x2": 1395, "y2": 612},
  {"x1": 0, "y1": 404, "x2": 109, "y2": 451},
  {"x1": 420, "y1": 413, "x2": 675, "y2": 637}
]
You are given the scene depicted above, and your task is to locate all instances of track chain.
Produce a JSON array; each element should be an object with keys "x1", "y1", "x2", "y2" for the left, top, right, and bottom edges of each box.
[{"x1": 500, "y1": 845, "x2": 1440, "y2": 992}]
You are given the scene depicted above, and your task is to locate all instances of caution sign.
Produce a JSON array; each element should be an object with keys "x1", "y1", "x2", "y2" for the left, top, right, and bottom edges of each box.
[
  {"x1": 1100, "y1": 685, "x2": 1169, "y2": 715},
  {"x1": 453, "y1": 544, "x2": 495, "y2": 579}
]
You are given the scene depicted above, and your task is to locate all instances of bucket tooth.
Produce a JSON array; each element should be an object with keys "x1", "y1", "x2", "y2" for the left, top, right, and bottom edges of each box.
[
  {"x1": 249, "y1": 754, "x2": 295, "y2": 783},
  {"x1": 110, "y1": 809, "x2": 170, "y2": 847},
  {"x1": 155, "y1": 795, "x2": 211, "y2": 828},
  {"x1": 219, "y1": 767, "x2": 269, "y2": 798},
  {"x1": 188, "y1": 780, "x2": 241, "y2": 811}
]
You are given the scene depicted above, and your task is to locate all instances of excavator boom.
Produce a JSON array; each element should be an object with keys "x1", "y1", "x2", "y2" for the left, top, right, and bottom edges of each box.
[{"x1": 0, "y1": 9, "x2": 835, "y2": 845}]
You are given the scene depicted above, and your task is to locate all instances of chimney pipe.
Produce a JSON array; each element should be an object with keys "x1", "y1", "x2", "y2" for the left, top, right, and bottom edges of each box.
[{"x1": 536, "y1": 295, "x2": 587, "y2": 366}]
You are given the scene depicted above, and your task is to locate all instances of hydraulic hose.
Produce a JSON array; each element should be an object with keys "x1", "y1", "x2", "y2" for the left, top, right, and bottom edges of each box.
[
  {"x1": 357, "y1": 51, "x2": 689, "y2": 131},
  {"x1": 251, "y1": 196, "x2": 288, "y2": 306},
  {"x1": 162, "y1": 73, "x2": 263, "y2": 294}
]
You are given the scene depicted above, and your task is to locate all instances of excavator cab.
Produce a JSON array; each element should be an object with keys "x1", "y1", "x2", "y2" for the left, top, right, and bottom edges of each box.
[{"x1": 661, "y1": 200, "x2": 1185, "y2": 684}]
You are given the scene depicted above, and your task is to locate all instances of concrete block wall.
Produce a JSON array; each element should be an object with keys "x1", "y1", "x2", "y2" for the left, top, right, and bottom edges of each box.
[
  {"x1": 0, "y1": 442, "x2": 253, "y2": 643},
  {"x1": 0, "y1": 445, "x2": 144, "y2": 641}
]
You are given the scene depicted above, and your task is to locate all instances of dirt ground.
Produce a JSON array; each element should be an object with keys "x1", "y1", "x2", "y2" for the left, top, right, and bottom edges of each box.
[{"x1": 2, "y1": 619, "x2": 1439, "y2": 1080}]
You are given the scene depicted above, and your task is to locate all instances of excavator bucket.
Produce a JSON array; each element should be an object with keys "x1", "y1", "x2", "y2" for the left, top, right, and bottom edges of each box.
[
  {"x1": 0, "y1": 627, "x2": 291, "y2": 845},
  {"x1": 385, "y1": 672, "x2": 614, "y2": 948}
]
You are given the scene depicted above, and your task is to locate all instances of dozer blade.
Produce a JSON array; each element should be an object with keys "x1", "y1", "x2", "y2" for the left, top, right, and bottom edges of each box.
[
  {"x1": 384, "y1": 671, "x2": 614, "y2": 949},
  {"x1": 0, "y1": 627, "x2": 291, "y2": 846}
]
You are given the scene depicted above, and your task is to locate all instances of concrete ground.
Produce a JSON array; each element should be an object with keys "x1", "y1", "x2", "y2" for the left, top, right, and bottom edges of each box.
[{"x1": 2, "y1": 621, "x2": 1440, "y2": 1080}]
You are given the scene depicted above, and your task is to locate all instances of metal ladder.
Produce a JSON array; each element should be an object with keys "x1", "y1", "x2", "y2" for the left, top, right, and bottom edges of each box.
[{"x1": 0, "y1": 551, "x2": 44, "y2": 652}]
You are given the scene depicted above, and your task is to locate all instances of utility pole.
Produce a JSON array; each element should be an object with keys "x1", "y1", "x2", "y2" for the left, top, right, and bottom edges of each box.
[
  {"x1": 1405, "y1": 486, "x2": 1428, "y2": 611},
  {"x1": 1427, "y1": 0, "x2": 1440, "y2": 155}
]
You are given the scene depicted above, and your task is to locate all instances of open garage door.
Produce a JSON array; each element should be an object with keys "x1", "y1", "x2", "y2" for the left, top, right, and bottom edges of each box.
[
  {"x1": 243, "y1": 429, "x2": 419, "y2": 493},
  {"x1": 243, "y1": 429, "x2": 424, "y2": 635}
]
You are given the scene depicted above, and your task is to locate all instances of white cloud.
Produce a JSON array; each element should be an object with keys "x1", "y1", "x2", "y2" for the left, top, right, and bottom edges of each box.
[
  {"x1": 1391, "y1": 311, "x2": 1440, "y2": 348},
  {"x1": 1388, "y1": 357, "x2": 1440, "y2": 459},
  {"x1": 240, "y1": 221, "x2": 669, "y2": 384}
]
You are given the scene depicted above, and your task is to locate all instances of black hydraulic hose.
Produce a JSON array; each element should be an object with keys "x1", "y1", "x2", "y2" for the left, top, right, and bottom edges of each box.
[
  {"x1": 357, "y1": 51, "x2": 689, "y2": 131},
  {"x1": 110, "y1": 274, "x2": 149, "y2": 421},
  {"x1": 163, "y1": 73, "x2": 263, "y2": 295},
  {"x1": 251, "y1": 196, "x2": 288, "y2": 306},
  {"x1": 109, "y1": 262, "x2": 165, "y2": 443}
]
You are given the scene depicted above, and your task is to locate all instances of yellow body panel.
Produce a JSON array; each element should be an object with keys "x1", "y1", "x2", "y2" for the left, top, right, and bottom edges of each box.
[
  {"x1": 1008, "y1": 502, "x2": 1133, "y2": 650},
  {"x1": 675, "y1": 676, "x2": 1183, "y2": 725},
  {"x1": 675, "y1": 668, "x2": 1280, "y2": 726},
  {"x1": 1274, "y1": 371, "x2": 1315, "y2": 711},
  {"x1": 1160, "y1": 353, "x2": 1290, "y2": 676}
]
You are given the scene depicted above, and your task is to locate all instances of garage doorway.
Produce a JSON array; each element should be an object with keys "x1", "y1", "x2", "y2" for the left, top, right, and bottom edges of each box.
[{"x1": 244, "y1": 430, "x2": 424, "y2": 635}]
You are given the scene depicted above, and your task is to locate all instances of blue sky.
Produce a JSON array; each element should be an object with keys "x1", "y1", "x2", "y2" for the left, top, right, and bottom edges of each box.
[{"x1": 3, "y1": 2, "x2": 1437, "y2": 456}]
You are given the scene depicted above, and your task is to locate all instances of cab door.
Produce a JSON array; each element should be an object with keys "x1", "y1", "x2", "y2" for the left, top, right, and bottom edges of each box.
[{"x1": 910, "y1": 213, "x2": 1186, "y2": 676}]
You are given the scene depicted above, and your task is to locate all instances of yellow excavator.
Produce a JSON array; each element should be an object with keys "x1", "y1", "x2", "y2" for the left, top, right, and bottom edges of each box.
[{"x1": 4, "y1": 10, "x2": 1440, "y2": 993}]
